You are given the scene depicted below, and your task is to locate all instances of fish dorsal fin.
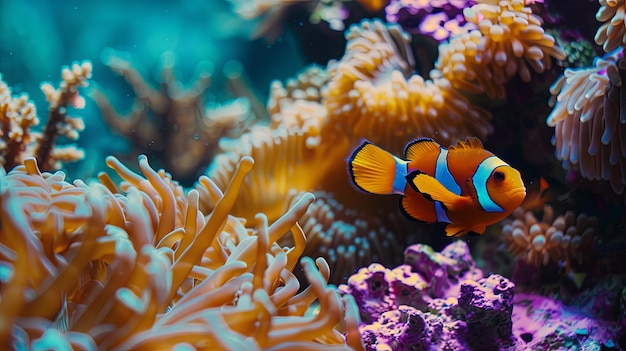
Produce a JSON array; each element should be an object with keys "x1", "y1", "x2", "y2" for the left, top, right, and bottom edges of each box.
[
  {"x1": 406, "y1": 171, "x2": 461, "y2": 209},
  {"x1": 404, "y1": 138, "x2": 440, "y2": 160},
  {"x1": 449, "y1": 137, "x2": 483, "y2": 151}
]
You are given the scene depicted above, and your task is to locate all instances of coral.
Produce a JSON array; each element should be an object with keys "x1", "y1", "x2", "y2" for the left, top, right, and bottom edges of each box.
[
  {"x1": 0, "y1": 61, "x2": 90, "y2": 172},
  {"x1": 338, "y1": 241, "x2": 483, "y2": 320},
  {"x1": 569, "y1": 275, "x2": 626, "y2": 320},
  {"x1": 595, "y1": 0, "x2": 626, "y2": 52},
  {"x1": 0, "y1": 154, "x2": 363, "y2": 350},
  {"x1": 358, "y1": 305, "x2": 461, "y2": 351},
  {"x1": 324, "y1": 18, "x2": 492, "y2": 155},
  {"x1": 341, "y1": 240, "x2": 622, "y2": 350},
  {"x1": 385, "y1": 0, "x2": 477, "y2": 41},
  {"x1": 458, "y1": 274, "x2": 516, "y2": 348},
  {"x1": 294, "y1": 191, "x2": 403, "y2": 284},
  {"x1": 512, "y1": 292, "x2": 621, "y2": 350},
  {"x1": 435, "y1": 0, "x2": 566, "y2": 99},
  {"x1": 268, "y1": 64, "x2": 329, "y2": 114},
  {"x1": 551, "y1": 28, "x2": 597, "y2": 68},
  {"x1": 340, "y1": 241, "x2": 517, "y2": 350},
  {"x1": 206, "y1": 124, "x2": 348, "y2": 222},
  {"x1": 501, "y1": 205, "x2": 598, "y2": 269},
  {"x1": 547, "y1": 49, "x2": 626, "y2": 194},
  {"x1": 91, "y1": 50, "x2": 254, "y2": 184},
  {"x1": 267, "y1": 64, "x2": 330, "y2": 148}
]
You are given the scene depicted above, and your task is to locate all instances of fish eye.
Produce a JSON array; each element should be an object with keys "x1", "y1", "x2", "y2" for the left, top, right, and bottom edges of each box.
[{"x1": 494, "y1": 171, "x2": 505, "y2": 182}]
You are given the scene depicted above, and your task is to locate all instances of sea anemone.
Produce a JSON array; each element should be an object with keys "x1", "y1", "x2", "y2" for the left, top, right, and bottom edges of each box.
[
  {"x1": 324, "y1": 18, "x2": 492, "y2": 155},
  {"x1": 595, "y1": 0, "x2": 626, "y2": 52},
  {"x1": 501, "y1": 205, "x2": 597, "y2": 268},
  {"x1": 293, "y1": 191, "x2": 403, "y2": 284},
  {"x1": 267, "y1": 64, "x2": 330, "y2": 148},
  {"x1": 0, "y1": 154, "x2": 363, "y2": 349},
  {"x1": 205, "y1": 121, "x2": 351, "y2": 219},
  {"x1": 435, "y1": 0, "x2": 566, "y2": 99},
  {"x1": 547, "y1": 49, "x2": 626, "y2": 194}
]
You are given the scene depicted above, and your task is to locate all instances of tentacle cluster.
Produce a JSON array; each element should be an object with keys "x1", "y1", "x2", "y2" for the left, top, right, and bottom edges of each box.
[
  {"x1": 547, "y1": 49, "x2": 626, "y2": 194},
  {"x1": 0, "y1": 155, "x2": 363, "y2": 350},
  {"x1": 435, "y1": 0, "x2": 566, "y2": 99},
  {"x1": 501, "y1": 205, "x2": 597, "y2": 268}
]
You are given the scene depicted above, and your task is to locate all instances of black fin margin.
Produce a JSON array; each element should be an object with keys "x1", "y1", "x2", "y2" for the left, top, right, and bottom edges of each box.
[
  {"x1": 403, "y1": 137, "x2": 437, "y2": 159},
  {"x1": 405, "y1": 170, "x2": 424, "y2": 193},
  {"x1": 347, "y1": 140, "x2": 375, "y2": 194},
  {"x1": 398, "y1": 197, "x2": 427, "y2": 223}
]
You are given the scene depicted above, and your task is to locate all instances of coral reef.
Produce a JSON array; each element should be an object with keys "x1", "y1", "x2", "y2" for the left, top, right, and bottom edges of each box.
[
  {"x1": 91, "y1": 50, "x2": 255, "y2": 184},
  {"x1": 340, "y1": 241, "x2": 622, "y2": 350},
  {"x1": 501, "y1": 205, "x2": 597, "y2": 269},
  {"x1": 0, "y1": 154, "x2": 362, "y2": 349},
  {"x1": 1, "y1": 61, "x2": 91, "y2": 172},
  {"x1": 595, "y1": 0, "x2": 626, "y2": 52},
  {"x1": 434, "y1": 0, "x2": 566, "y2": 99},
  {"x1": 324, "y1": 18, "x2": 493, "y2": 155},
  {"x1": 512, "y1": 292, "x2": 620, "y2": 350},
  {"x1": 293, "y1": 191, "x2": 403, "y2": 284},
  {"x1": 385, "y1": 0, "x2": 477, "y2": 41},
  {"x1": 547, "y1": 49, "x2": 626, "y2": 194},
  {"x1": 4, "y1": 0, "x2": 626, "y2": 349}
]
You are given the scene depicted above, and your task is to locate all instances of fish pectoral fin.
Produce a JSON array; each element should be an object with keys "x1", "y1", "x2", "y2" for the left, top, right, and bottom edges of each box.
[
  {"x1": 406, "y1": 171, "x2": 461, "y2": 209},
  {"x1": 445, "y1": 225, "x2": 486, "y2": 237},
  {"x1": 444, "y1": 224, "x2": 472, "y2": 237}
]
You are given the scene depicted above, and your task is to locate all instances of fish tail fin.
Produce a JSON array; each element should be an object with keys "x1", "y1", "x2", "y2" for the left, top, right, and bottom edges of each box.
[{"x1": 349, "y1": 141, "x2": 404, "y2": 195}]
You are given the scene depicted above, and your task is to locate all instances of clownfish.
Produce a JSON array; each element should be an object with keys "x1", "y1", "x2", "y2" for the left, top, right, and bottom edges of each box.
[{"x1": 348, "y1": 137, "x2": 526, "y2": 237}]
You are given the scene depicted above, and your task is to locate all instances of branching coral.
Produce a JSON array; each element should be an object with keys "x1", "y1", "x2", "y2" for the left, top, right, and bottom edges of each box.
[
  {"x1": 435, "y1": 0, "x2": 566, "y2": 99},
  {"x1": 0, "y1": 61, "x2": 90, "y2": 172},
  {"x1": 0, "y1": 154, "x2": 363, "y2": 349},
  {"x1": 91, "y1": 50, "x2": 254, "y2": 183},
  {"x1": 595, "y1": 0, "x2": 626, "y2": 53},
  {"x1": 501, "y1": 205, "x2": 597, "y2": 268},
  {"x1": 547, "y1": 50, "x2": 626, "y2": 194},
  {"x1": 324, "y1": 18, "x2": 492, "y2": 155}
]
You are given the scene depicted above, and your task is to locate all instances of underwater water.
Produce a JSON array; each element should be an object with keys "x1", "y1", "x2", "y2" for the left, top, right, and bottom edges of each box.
[{"x1": 0, "y1": 0, "x2": 625, "y2": 350}]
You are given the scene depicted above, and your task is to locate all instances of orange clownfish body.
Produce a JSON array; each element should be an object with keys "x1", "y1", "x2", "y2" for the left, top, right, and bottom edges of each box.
[{"x1": 348, "y1": 137, "x2": 527, "y2": 237}]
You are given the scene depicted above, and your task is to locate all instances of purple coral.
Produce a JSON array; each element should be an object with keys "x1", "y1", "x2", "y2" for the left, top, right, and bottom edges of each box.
[
  {"x1": 337, "y1": 263, "x2": 395, "y2": 323},
  {"x1": 385, "y1": 0, "x2": 476, "y2": 41},
  {"x1": 341, "y1": 241, "x2": 624, "y2": 350},
  {"x1": 360, "y1": 306, "x2": 446, "y2": 351},
  {"x1": 458, "y1": 274, "x2": 516, "y2": 348}
]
